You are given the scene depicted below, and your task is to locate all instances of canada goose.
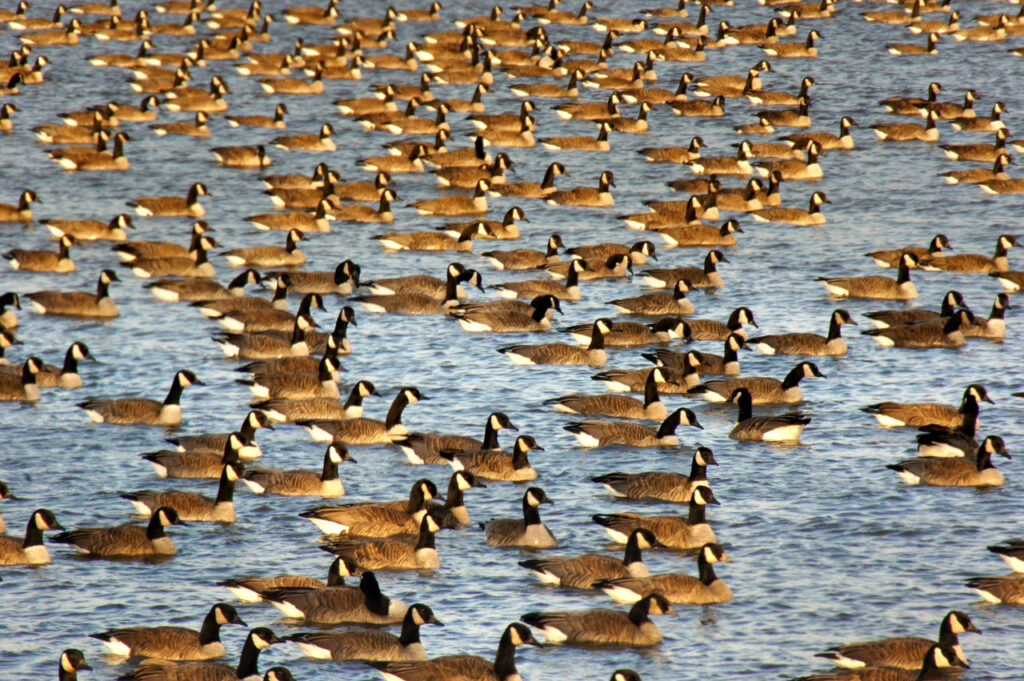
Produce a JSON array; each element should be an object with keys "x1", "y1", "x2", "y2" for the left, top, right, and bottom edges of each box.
[
  {"x1": 688, "y1": 141, "x2": 755, "y2": 177},
  {"x1": 3, "y1": 234, "x2": 74, "y2": 273},
  {"x1": 197, "y1": 273, "x2": 288, "y2": 317},
  {"x1": 244, "y1": 445, "x2": 353, "y2": 498},
  {"x1": 55, "y1": 650, "x2": 91, "y2": 681},
  {"x1": 127, "y1": 183, "x2": 209, "y2": 218},
  {"x1": 440, "y1": 206, "x2": 527, "y2": 242},
  {"x1": 919, "y1": 234, "x2": 1020, "y2": 273},
  {"x1": 889, "y1": 436, "x2": 1009, "y2": 486},
  {"x1": 212, "y1": 145, "x2": 271, "y2": 169},
  {"x1": 607, "y1": 281, "x2": 694, "y2": 317},
  {"x1": 224, "y1": 229, "x2": 306, "y2": 268},
  {"x1": 288, "y1": 603, "x2": 443, "y2": 662},
  {"x1": 262, "y1": 570, "x2": 408, "y2": 625},
  {"x1": 435, "y1": 154, "x2": 512, "y2": 190},
  {"x1": 941, "y1": 154, "x2": 1012, "y2": 186},
  {"x1": 482, "y1": 487, "x2": 557, "y2": 548},
  {"x1": 864, "y1": 384, "x2": 989, "y2": 429},
  {"x1": 58, "y1": 130, "x2": 130, "y2": 171},
  {"x1": 547, "y1": 253, "x2": 632, "y2": 281},
  {"x1": 26, "y1": 269, "x2": 119, "y2": 318},
  {"x1": 219, "y1": 556, "x2": 353, "y2": 604},
  {"x1": 750, "y1": 190, "x2": 829, "y2": 225},
  {"x1": 453, "y1": 294, "x2": 561, "y2": 333},
  {"x1": 510, "y1": 68, "x2": 582, "y2": 98},
  {"x1": 115, "y1": 221, "x2": 211, "y2": 263},
  {"x1": 352, "y1": 271, "x2": 464, "y2": 315},
  {"x1": 375, "y1": 223, "x2": 491, "y2": 254},
  {"x1": 592, "y1": 485, "x2": 718, "y2": 548},
  {"x1": 697, "y1": 362, "x2": 826, "y2": 406},
  {"x1": 0, "y1": 189, "x2": 38, "y2": 223},
  {"x1": 863, "y1": 308, "x2": 971, "y2": 348},
  {"x1": 118, "y1": 628, "x2": 281, "y2": 681},
  {"x1": 873, "y1": 109, "x2": 940, "y2": 142},
  {"x1": 565, "y1": 407, "x2": 703, "y2": 448},
  {"x1": 565, "y1": 319, "x2": 689, "y2": 347},
  {"x1": 260, "y1": 65, "x2": 324, "y2": 94},
  {"x1": 217, "y1": 291, "x2": 325, "y2": 333},
  {"x1": 0, "y1": 356, "x2": 41, "y2": 403},
  {"x1": 952, "y1": 102, "x2": 1007, "y2": 133},
  {"x1": 483, "y1": 234, "x2": 563, "y2": 270},
  {"x1": 914, "y1": 398, "x2": 988, "y2": 459},
  {"x1": 642, "y1": 250, "x2": 728, "y2": 289},
  {"x1": 521, "y1": 592, "x2": 672, "y2": 647},
  {"x1": 540, "y1": 121, "x2": 612, "y2": 152},
  {"x1": 43, "y1": 213, "x2": 134, "y2": 242},
  {"x1": 866, "y1": 234, "x2": 951, "y2": 269},
  {"x1": 239, "y1": 354, "x2": 340, "y2": 400},
  {"x1": 492, "y1": 259, "x2": 586, "y2": 302},
  {"x1": 960, "y1": 293, "x2": 1011, "y2": 340},
  {"x1": 143, "y1": 432, "x2": 245, "y2": 481},
  {"x1": 690, "y1": 307, "x2": 761, "y2": 341},
  {"x1": 747, "y1": 309, "x2": 854, "y2": 356},
  {"x1": 215, "y1": 315, "x2": 316, "y2": 360},
  {"x1": 369, "y1": 622, "x2": 540, "y2": 681},
  {"x1": 816, "y1": 610, "x2": 979, "y2": 669},
  {"x1": 247, "y1": 198, "x2": 335, "y2": 233},
  {"x1": 128, "y1": 236, "x2": 218, "y2": 279},
  {"x1": 499, "y1": 318, "x2": 613, "y2": 366},
  {"x1": 823, "y1": 252, "x2": 920, "y2": 299},
  {"x1": 755, "y1": 141, "x2": 823, "y2": 181},
  {"x1": 599, "y1": 542, "x2": 732, "y2": 606},
  {"x1": 368, "y1": 263, "x2": 477, "y2": 301},
  {"x1": 20, "y1": 18, "x2": 83, "y2": 45},
  {"x1": 322, "y1": 511, "x2": 446, "y2": 571},
  {"x1": 393, "y1": 411, "x2": 517, "y2": 465},
  {"x1": 52, "y1": 506, "x2": 185, "y2": 557},
  {"x1": 0, "y1": 341, "x2": 91, "y2": 390},
  {"x1": 887, "y1": 31, "x2": 940, "y2": 55},
  {"x1": 78, "y1": 369, "x2": 202, "y2": 425},
  {"x1": 519, "y1": 528, "x2": 660, "y2": 588},
  {"x1": 441, "y1": 435, "x2": 542, "y2": 483},
  {"x1": 301, "y1": 387, "x2": 428, "y2": 446},
  {"x1": 256, "y1": 380, "x2": 379, "y2": 424},
  {"x1": 729, "y1": 387, "x2": 810, "y2": 442},
  {"x1": 227, "y1": 102, "x2": 289, "y2": 129},
  {"x1": 764, "y1": 29, "x2": 821, "y2": 57},
  {"x1": 426, "y1": 471, "x2": 487, "y2": 528},
  {"x1": 555, "y1": 93, "x2": 620, "y2": 122},
  {"x1": 0, "y1": 102, "x2": 18, "y2": 131},
  {"x1": 593, "y1": 446, "x2": 716, "y2": 503},
  {"x1": 988, "y1": 542, "x2": 1024, "y2": 573},
  {"x1": 640, "y1": 135, "x2": 705, "y2": 165},
  {"x1": 784, "y1": 116, "x2": 856, "y2": 151},
  {"x1": 965, "y1": 575, "x2": 1024, "y2": 605},
  {"x1": 953, "y1": 14, "x2": 1010, "y2": 41},
  {"x1": 544, "y1": 170, "x2": 615, "y2": 207},
  {"x1": 657, "y1": 220, "x2": 744, "y2": 249},
  {"x1": 91, "y1": 603, "x2": 247, "y2": 660},
  {"x1": 269, "y1": 122, "x2": 335, "y2": 152},
  {"x1": 0, "y1": 509, "x2": 63, "y2": 565},
  {"x1": 301, "y1": 479, "x2": 439, "y2": 537},
  {"x1": 123, "y1": 462, "x2": 242, "y2": 523},
  {"x1": 546, "y1": 370, "x2": 668, "y2": 421}
]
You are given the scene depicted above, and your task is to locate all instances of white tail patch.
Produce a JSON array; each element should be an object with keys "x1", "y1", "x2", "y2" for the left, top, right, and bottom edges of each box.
[
  {"x1": 307, "y1": 517, "x2": 349, "y2": 535},
  {"x1": 294, "y1": 642, "x2": 332, "y2": 659},
  {"x1": 600, "y1": 584, "x2": 643, "y2": 604},
  {"x1": 243, "y1": 479, "x2": 267, "y2": 494},
  {"x1": 571, "y1": 431, "x2": 601, "y2": 448},
  {"x1": 871, "y1": 414, "x2": 906, "y2": 428}
]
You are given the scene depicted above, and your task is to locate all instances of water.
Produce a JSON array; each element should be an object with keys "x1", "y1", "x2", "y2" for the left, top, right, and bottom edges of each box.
[{"x1": 1, "y1": 0, "x2": 1023, "y2": 679}]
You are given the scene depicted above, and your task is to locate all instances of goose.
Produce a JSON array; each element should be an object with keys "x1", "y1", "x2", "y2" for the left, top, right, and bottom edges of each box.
[
  {"x1": 863, "y1": 384, "x2": 989, "y2": 429},
  {"x1": 565, "y1": 407, "x2": 702, "y2": 448},
  {"x1": 819, "y1": 253, "x2": 918, "y2": 299},
  {"x1": 238, "y1": 355, "x2": 340, "y2": 400},
  {"x1": 270, "y1": 123, "x2": 335, "y2": 152},
  {"x1": 483, "y1": 234, "x2": 563, "y2": 270},
  {"x1": 492, "y1": 259, "x2": 586, "y2": 301},
  {"x1": 565, "y1": 319, "x2": 689, "y2": 347},
  {"x1": 694, "y1": 362, "x2": 825, "y2": 404},
  {"x1": 592, "y1": 446, "x2": 716, "y2": 502},
  {"x1": 43, "y1": 213, "x2": 134, "y2": 241},
  {"x1": 20, "y1": 18, "x2": 83, "y2": 45},
  {"x1": 598, "y1": 542, "x2": 732, "y2": 604},
  {"x1": 227, "y1": 102, "x2": 289, "y2": 129},
  {"x1": 260, "y1": 65, "x2": 324, "y2": 94},
  {"x1": 687, "y1": 307, "x2": 759, "y2": 341},
  {"x1": 961, "y1": 292, "x2": 1011, "y2": 339},
  {"x1": 78, "y1": 369, "x2": 202, "y2": 425},
  {"x1": 91, "y1": 603, "x2": 247, "y2": 660},
  {"x1": 374, "y1": 222, "x2": 490, "y2": 253},
  {"x1": 26, "y1": 269, "x2": 119, "y2": 318},
  {"x1": 435, "y1": 154, "x2": 512, "y2": 190},
  {"x1": 408, "y1": 179, "x2": 491, "y2": 217},
  {"x1": 764, "y1": 29, "x2": 820, "y2": 57},
  {"x1": 441, "y1": 435, "x2": 542, "y2": 482},
  {"x1": 453, "y1": 294, "x2": 561, "y2": 333},
  {"x1": 477, "y1": 114, "x2": 537, "y2": 148},
  {"x1": 224, "y1": 230, "x2": 306, "y2": 268},
  {"x1": 123, "y1": 462, "x2": 243, "y2": 523},
  {"x1": 816, "y1": 610, "x2": 979, "y2": 669},
  {"x1": 646, "y1": 334, "x2": 744, "y2": 376},
  {"x1": 889, "y1": 436, "x2": 1009, "y2": 486},
  {"x1": 545, "y1": 370, "x2": 667, "y2": 420},
  {"x1": 689, "y1": 141, "x2": 754, "y2": 176},
  {"x1": 212, "y1": 144, "x2": 271, "y2": 169},
  {"x1": 539, "y1": 121, "x2": 612, "y2": 152},
  {"x1": 195, "y1": 273, "x2": 287, "y2": 317},
  {"x1": 748, "y1": 309, "x2": 855, "y2": 355},
  {"x1": 166, "y1": 412, "x2": 271, "y2": 461},
  {"x1": 640, "y1": 135, "x2": 705, "y2": 164},
  {"x1": 425, "y1": 471, "x2": 487, "y2": 527},
  {"x1": 150, "y1": 111, "x2": 211, "y2": 138},
  {"x1": 145, "y1": 432, "x2": 246, "y2": 480},
  {"x1": 919, "y1": 234, "x2": 1019, "y2": 273},
  {"x1": 866, "y1": 234, "x2": 952, "y2": 269},
  {"x1": 914, "y1": 399, "x2": 988, "y2": 458},
  {"x1": 555, "y1": 94, "x2": 620, "y2": 122},
  {"x1": 56, "y1": 131, "x2": 130, "y2": 171},
  {"x1": 980, "y1": 178, "x2": 1024, "y2": 196},
  {"x1": 288, "y1": 603, "x2": 443, "y2": 662},
  {"x1": 510, "y1": 69, "x2": 583, "y2": 98},
  {"x1": 755, "y1": 141, "x2": 823, "y2": 180},
  {"x1": 300, "y1": 479, "x2": 439, "y2": 537},
  {"x1": 217, "y1": 292, "x2": 325, "y2": 333},
  {"x1": 784, "y1": 116, "x2": 856, "y2": 151},
  {"x1": 0, "y1": 341, "x2": 91, "y2": 389},
  {"x1": 0, "y1": 102, "x2": 18, "y2": 131},
  {"x1": 0, "y1": 509, "x2": 63, "y2": 565},
  {"x1": 115, "y1": 221, "x2": 212, "y2": 262},
  {"x1": 343, "y1": 261, "x2": 457, "y2": 297},
  {"x1": 438, "y1": 207, "x2": 527, "y2": 241},
  {"x1": 117, "y1": 627, "x2": 281, "y2": 681},
  {"x1": 483, "y1": 487, "x2": 557, "y2": 548},
  {"x1": 262, "y1": 571, "x2": 408, "y2": 625},
  {"x1": 519, "y1": 528, "x2": 661, "y2": 588},
  {"x1": 730, "y1": 387, "x2": 810, "y2": 442},
  {"x1": 322, "y1": 511, "x2": 446, "y2": 571},
  {"x1": 641, "y1": 250, "x2": 727, "y2": 289},
  {"x1": 393, "y1": 412, "x2": 517, "y2": 465},
  {"x1": 369, "y1": 622, "x2": 540, "y2": 681},
  {"x1": 128, "y1": 183, "x2": 209, "y2": 217},
  {"x1": 129, "y1": 237, "x2": 218, "y2": 279},
  {"x1": 56, "y1": 650, "x2": 92, "y2": 681},
  {"x1": 352, "y1": 272, "x2": 463, "y2": 315},
  {"x1": 657, "y1": 220, "x2": 744, "y2": 248},
  {"x1": 671, "y1": 95, "x2": 725, "y2": 117},
  {"x1": 521, "y1": 593, "x2": 672, "y2": 647},
  {"x1": 330, "y1": 172, "x2": 394, "y2": 202},
  {"x1": 52, "y1": 506, "x2": 185, "y2": 557},
  {"x1": 873, "y1": 109, "x2": 940, "y2": 142},
  {"x1": 592, "y1": 485, "x2": 719, "y2": 548},
  {"x1": 214, "y1": 316, "x2": 314, "y2": 360},
  {"x1": 888, "y1": 31, "x2": 940, "y2": 55},
  {"x1": 952, "y1": 102, "x2": 1007, "y2": 133},
  {"x1": 987, "y1": 542, "x2": 1024, "y2": 573},
  {"x1": 863, "y1": 309, "x2": 971, "y2": 348},
  {"x1": 750, "y1": 190, "x2": 829, "y2": 225},
  {"x1": 256, "y1": 380, "x2": 380, "y2": 423},
  {"x1": 0, "y1": 189, "x2": 39, "y2": 222},
  {"x1": 220, "y1": 556, "x2": 354, "y2": 603},
  {"x1": 965, "y1": 575, "x2": 1024, "y2": 605},
  {"x1": 547, "y1": 253, "x2": 632, "y2": 280},
  {"x1": 545, "y1": 170, "x2": 615, "y2": 206},
  {"x1": 566, "y1": 240, "x2": 657, "y2": 266},
  {"x1": 267, "y1": 260, "x2": 360, "y2": 297},
  {"x1": 941, "y1": 154, "x2": 1012, "y2": 186},
  {"x1": 939, "y1": 128, "x2": 1008, "y2": 163},
  {"x1": 499, "y1": 318, "x2": 613, "y2": 366},
  {"x1": 0, "y1": 356, "x2": 41, "y2": 402},
  {"x1": 607, "y1": 280, "x2": 693, "y2": 316},
  {"x1": 327, "y1": 189, "x2": 400, "y2": 225},
  {"x1": 244, "y1": 445, "x2": 353, "y2": 497}
]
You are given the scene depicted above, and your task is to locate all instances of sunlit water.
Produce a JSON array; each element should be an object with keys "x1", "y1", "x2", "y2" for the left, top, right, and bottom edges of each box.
[{"x1": 1, "y1": 0, "x2": 1023, "y2": 679}]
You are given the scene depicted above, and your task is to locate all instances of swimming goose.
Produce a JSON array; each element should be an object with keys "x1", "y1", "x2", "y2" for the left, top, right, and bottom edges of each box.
[
  {"x1": 641, "y1": 250, "x2": 727, "y2": 288},
  {"x1": 565, "y1": 407, "x2": 702, "y2": 448},
  {"x1": 546, "y1": 370, "x2": 667, "y2": 420},
  {"x1": 540, "y1": 121, "x2": 612, "y2": 152},
  {"x1": 56, "y1": 650, "x2": 91, "y2": 681},
  {"x1": 519, "y1": 528, "x2": 661, "y2": 588},
  {"x1": 91, "y1": 603, "x2": 246, "y2": 660},
  {"x1": 866, "y1": 234, "x2": 951, "y2": 269},
  {"x1": 863, "y1": 384, "x2": 989, "y2": 429},
  {"x1": 483, "y1": 487, "x2": 557, "y2": 548},
  {"x1": 301, "y1": 479, "x2": 439, "y2": 537},
  {"x1": 990, "y1": 269, "x2": 1024, "y2": 290},
  {"x1": 220, "y1": 555, "x2": 354, "y2": 603},
  {"x1": 640, "y1": 135, "x2": 705, "y2": 164},
  {"x1": 373, "y1": 222, "x2": 491, "y2": 252},
  {"x1": 441, "y1": 435, "x2": 542, "y2": 482},
  {"x1": 914, "y1": 400, "x2": 988, "y2": 459},
  {"x1": 729, "y1": 387, "x2": 810, "y2": 442},
  {"x1": 369, "y1": 622, "x2": 540, "y2": 681},
  {"x1": 547, "y1": 253, "x2": 632, "y2": 280},
  {"x1": 492, "y1": 259, "x2": 586, "y2": 301},
  {"x1": 226, "y1": 102, "x2": 289, "y2": 129},
  {"x1": 439, "y1": 207, "x2": 527, "y2": 241},
  {"x1": 127, "y1": 183, "x2": 209, "y2": 217},
  {"x1": 52, "y1": 506, "x2": 185, "y2": 557},
  {"x1": 873, "y1": 109, "x2": 940, "y2": 142},
  {"x1": 592, "y1": 446, "x2": 716, "y2": 502},
  {"x1": 567, "y1": 240, "x2": 657, "y2": 266},
  {"x1": 863, "y1": 309, "x2": 971, "y2": 348},
  {"x1": 409, "y1": 179, "x2": 491, "y2": 216},
  {"x1": 521, "y1": 593, "x2": 672, "y2": 647},
  {"x1": 483, "y1": 234, "x2": 563, "y2": 270},
  {"x1": 919, "y1": 234, "x2": 1019, "y2": 273},
  {"x1": 686, "y1": 307, "x2": 759, "y2": 341},
  {"x1": 819, "y1": 253, "x2": 919, "y2": 299},
  {"x1": 218, "y1": 292, "x2": 325, "y2": 334},
  {"x1": 695, "y1": 362, "x2": 825, "y2": 404},
  {"x1": 353, "y1": 272, "x2": 464, "y2": 315},
  {"x1": 167, "y1": 410, "x2": 271, "y2": 460},
  {"x1": 987, "y1": 542, "x2": 1024, "y2": 573},
  {"x1": 145, "y1": 432, "x2": 246, "y2": 480},
  {"x1": 592, "y1": 485, "x2": 718, "y2": 548},
  {"x1": 263, "y1": 571, "x2": 408, "y2": 625},
  {"x1": 118, "y1": 627, "x2": 281, "y2": 681},
  {"x1": 889, "y1": 436, "x2": 1009, "y2": 486},
  {"x1": 952, "y1": 102, "x2": 1007, "y2": 133},
  {"x1": 688, "y1": 141, "x2": 754, "y2": 176},
  {"x1": 115, "y1": 221, "x2": 212, "y2": 263},
  {"x1": 426, "y1": 471, "x2": 487, "y2": 527},
  {"x1": 939, "y1": 128, "x2": 1009, "y2": 163},
  {"x1": 288, "y1": 603, "x2": 443, "y2": 662},
  {"x1": 545, "y1": 170, "x2": 615, "y2": 206},
  {"x1": 393, "y1": 412, "x2": 517, "y2": 465},
  {"x1": 123, "y1": 462, "x2": 243, "y2": 522},
  {"x1": 300, "y1": 387, "x2": 428, "y2": 445},
  {"x1": 598, "y1": 542, "x2": 732, "y2": 604},
  {"x1": 212, "y1": 144, "x2": 271, "y2": 169},
  {"x1": 0, "y1": 342, "x2": 91, "y2": 389},
  {"x1": 816, "y1": 610, "x2": 979, "y2": 669},
  {"x1": 941, "y1": 154, "x2": 1012, "y2": 186},
  {"x1": 784, "y1": 116, "x2": 856, "y2": 151},
  {"x1": 244, "y1": 444, "x2": 353, "y2": 497},
  {"x1": 750, "y1": 190, "x2": 829, "y2": 225},
  {"x1": 78, "y1": 369, "x2": 202, "y2": 425},
  {"x1": 256, "y1": 380, "x2": 379, "y2": 423},
  {"x1": 493, "y1": 162, "x2": 568, "y2": 200},
  {"x1": 268, "y1": 260, "x2": 360, "y2": 297},
  {"x1": 0, "y1": 508, "x2": 62, "y2": 565},
  {"x1": 0, "y1": 356, "x2": 42, "y2": 402},
  {"x1": 499, "y1": 318, "x2": 613, "y2": 366},
  {"x1": 755, "y1": 141, "x2": 823, "y2": 180},
  {"x1": 961, "y1": 293, "x2": 1011, "y2": 339},
  {"x1": 647, "y1": 334, "x2": 745, "y2": 376},
  {"x1": 0, "y1": 189, "x2": 39, "y2": 222},
  {"x1": 27, "y1": 269, "x2": 120, "y2": 317},
  {"x1": 223, "y1": 229, "x2": 306, "y2": 268},
  {"x1": 748, "y1": 309, "x2": 855, "y2": 355},
  {"x1": 43, "y1": 213, "x2": 134, "y2": 242},
  {"x1": 271, "y1": 123, "x2": 335, "y2": 151},
  {"x1": 453, "y1": 294, "x2": 561, "y2": 333},
  {"x1": 128, "y1": 237, "x2": 217, "y2": 279},
  {"x1": 965, "y1": 575, "x2": 1024, "y2": 605},
  {"x1": 565, "y1": 319, "x2": 689, "y2": 347},
  {"x1": 322, "y1": 511, "x2": 446, "y2": 571},
  {"x1": 435, "y1": 154, "x2": 512, "y2": 190}
]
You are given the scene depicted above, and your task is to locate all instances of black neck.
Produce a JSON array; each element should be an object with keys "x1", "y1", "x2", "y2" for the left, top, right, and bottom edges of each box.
[
  {"x1": 198, "y1": 608, "x2": 223, "y2": 646},
  {"x1": 643, "y1": 373, "x2": 660, "y2": 408},
  {"x1": 398, "y1": 611, "x2": 423, "y2": 647},
  {"x1": 781, "y1": 365, "x2": 805, "y2": 389},
  {"x1": 688, "y1": 457, "x2": 707, "y2": 484},
  {"x1": 522, "y1": 497, "x2": 542, "y2": 526},
  {"x1": 361, "y1": 575, "x2": 392, "y2": 616},
  {"x1": 826, "y1": 315, "x2": 844, "y2": 342},
  {"x1": 344, "y1": 385, "x2": 367, "y2": 409},
  {"x1": 697, "y1": 550, "x2": 718, "y2": 585},
  {"x1": 321, "y1": 451, "x2": 339, "y2": 481},
  {"x1": 990, "y1": 298, "x2": 1005, "y2": 321},
  {"x1": 627, "y1": 598, "x2": 653, "y2": 626},
  {"x1": 215, "y1": 467, "x2": 236, "y2": 504},
  {"x1": 61, "y1": 346, "x2": 79, "y2": 374},
  {"x1": 656, "y1": 411, "x2": 680, "y2": 438},
  {"x1": 22, "y1": 514, "x2": 43, "y2": 548},
  {"x1": 96, "y1": 277, "x2": 111, "y2": 301},
  {"x1": 415, "y1": 518, "x2": 436, "y2": 550},
  {"x1": 146, "y1": 513, "x2": 168, "y2": 540},
  {"x1": 511, "y1": 440, "x2": 530, "y2": 470},
  {"x1": 164, "y1": 375, "x2": 185, "y2": 406},
  {"x1": 896, "y1": 257, "x2": 912, "y2": 285},
  {"x1": 493, "y1": 629, "x2": 521, "y2": 680},
  {"x1": 588, "y1": 322, "x2": 606, "y2": 351},
  {"x1": 565, "y1": 263, "x2": 581, "y2": 288},
  {"x1": 235, "y1": 634, "x2": 264, "y2": 679},
  {"x1": 481, "y1": 418, "x2": 501, "y2": 449},
  {"x1": 687, "y1": 497, "x2": 707, "y2": 524},
  {"x1": 385, "y1": 391, "x2": 411, "y2": 429},
  {"x1": 735, "y1": 391, "x2": 753, "y2": 422},
  {"x1": 622, "y1": 531, "x2": 645, "y2": 567},
  {"x1": 959, "y1": 394, "x2": 979, "y2": 436}
]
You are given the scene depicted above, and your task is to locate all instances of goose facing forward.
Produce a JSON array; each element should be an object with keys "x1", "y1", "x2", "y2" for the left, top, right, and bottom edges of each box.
[{"x1": 482, "y1": 487, "x2": 557, "y2": 548}]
